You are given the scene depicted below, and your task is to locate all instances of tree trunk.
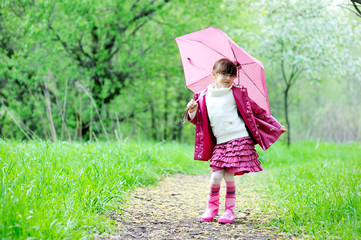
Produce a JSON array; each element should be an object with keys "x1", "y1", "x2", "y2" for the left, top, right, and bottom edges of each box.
[
  {"x1": 172, "y1": 92, "x2": 184, "y2": 141},
  {"x1": 150, "y1": 101, "x2": 157, "y2": 140},
  {"x1": 284, "y1": 86, "x2": 291, "y2": 146},
  {"x1": 163, "y1": 88, "x2": 168, "y2": 140}
]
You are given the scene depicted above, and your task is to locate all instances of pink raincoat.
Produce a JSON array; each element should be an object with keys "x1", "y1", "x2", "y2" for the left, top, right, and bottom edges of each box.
[{"x1": 187, "y1": 85, "x2": 283, "y2": 161}]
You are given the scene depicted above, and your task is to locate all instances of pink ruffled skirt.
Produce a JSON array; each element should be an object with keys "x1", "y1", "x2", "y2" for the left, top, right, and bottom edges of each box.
[{"x1": 210, "y1": 136, "x2": 263, "y2": 176}]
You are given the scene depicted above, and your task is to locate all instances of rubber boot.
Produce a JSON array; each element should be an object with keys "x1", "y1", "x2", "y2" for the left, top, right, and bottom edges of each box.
[
  {"x1": 200, "y1": 193, "x2": 219, "y2": 221},
  {"x1": 218, "y1": 195, "x2": 235, "y2": 223}
]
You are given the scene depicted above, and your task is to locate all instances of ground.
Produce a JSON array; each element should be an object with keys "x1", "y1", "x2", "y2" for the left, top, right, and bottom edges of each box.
[{"x1": 103, "y1": 174, "x2": 295, "y2": 240}]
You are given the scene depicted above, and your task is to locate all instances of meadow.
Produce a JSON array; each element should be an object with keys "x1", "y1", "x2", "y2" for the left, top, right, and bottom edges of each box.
[
  {"x1": 1, "y1": 139, "x2": 360, "y2": 239},
  {"x1": 0, "y1": 140, "x2": 208, "y2": 239},
  {"x1": 250, "y1": 141, "x2": 361, "y2": 239}
]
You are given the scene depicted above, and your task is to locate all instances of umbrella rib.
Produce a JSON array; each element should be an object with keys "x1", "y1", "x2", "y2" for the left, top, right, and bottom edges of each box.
[
  {"x1": 240, "y1": 69, "x2": 266, "y2": 98},
  {"x1": 227, "y1": 40, "x2": 256, "y2": 66},
  {"x1": 230, "y1": 44, "x2": 238, "y2": 62},
  {"x1": 179, "y1": 39, "x2": 227, "y2": 58},
  {"x1": 241, "y1": 62, "x2": 256, "y2": 66},
  {"x1": 226, "y1": 40, "x2": 265, "y2": 98}
]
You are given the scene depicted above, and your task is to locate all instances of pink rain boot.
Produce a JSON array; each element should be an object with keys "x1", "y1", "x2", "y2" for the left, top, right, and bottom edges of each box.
[
  {"x1": 200, "y1": 193, "x2": 219, "y2": 222},
  {"x1": 218, "y1": 195, "x2": 236, "y2": 223}
]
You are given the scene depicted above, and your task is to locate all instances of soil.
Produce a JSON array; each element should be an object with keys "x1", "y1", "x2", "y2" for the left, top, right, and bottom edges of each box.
[{"x1": 103, "y1": 174, "x2": 295, "y2": 240}]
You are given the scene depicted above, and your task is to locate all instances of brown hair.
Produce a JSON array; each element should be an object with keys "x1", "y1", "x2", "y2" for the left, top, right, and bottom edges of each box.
[{"x1": 212, "y1": 58, "x2": 237, "y2": 77}]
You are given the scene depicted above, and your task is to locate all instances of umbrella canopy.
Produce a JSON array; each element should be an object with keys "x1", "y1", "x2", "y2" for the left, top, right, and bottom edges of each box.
[{"x1": 175, "y1": 26, "x2": 271, "y2": 114}]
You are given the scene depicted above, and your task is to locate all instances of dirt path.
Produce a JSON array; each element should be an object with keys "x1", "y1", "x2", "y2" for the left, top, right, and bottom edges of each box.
[{"x1": 106, "y1": 174, "x2": 293, "y2": 240}]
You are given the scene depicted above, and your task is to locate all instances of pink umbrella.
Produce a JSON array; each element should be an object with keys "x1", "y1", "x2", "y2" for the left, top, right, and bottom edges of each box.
[{"x1": 175, "y1": 26, "x2": 271, "y2": 114}]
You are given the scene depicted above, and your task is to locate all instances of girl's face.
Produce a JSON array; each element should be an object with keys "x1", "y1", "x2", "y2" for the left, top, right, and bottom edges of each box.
[{"x1": 213, "y1": 72, "x2": 236, "y2": 88}]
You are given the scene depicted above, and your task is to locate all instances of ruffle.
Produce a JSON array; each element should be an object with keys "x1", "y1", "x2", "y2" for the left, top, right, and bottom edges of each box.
[
  {"x1": 210, "y1": 136, "x2": 262, "y2": 175},
  {"x1": 212, "y1": 150, "x2": 258, "y2": 159},
  {"x1": 210, "y1": 159, "x2": 262, "y2": 168}
]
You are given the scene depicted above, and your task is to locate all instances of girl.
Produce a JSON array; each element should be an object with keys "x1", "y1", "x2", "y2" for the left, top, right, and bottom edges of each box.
[{"x1": 186, "y1": 58, "x2": 287, "y2": 223}]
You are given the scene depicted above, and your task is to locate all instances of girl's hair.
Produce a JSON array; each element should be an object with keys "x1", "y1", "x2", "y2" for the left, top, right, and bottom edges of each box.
[{"x1": 212, "y1": 58, "x2": 237, "y2": 77}]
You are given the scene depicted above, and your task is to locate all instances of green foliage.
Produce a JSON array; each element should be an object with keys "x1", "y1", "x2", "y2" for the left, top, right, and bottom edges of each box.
[
  {"x1": 0, "y1": 0, "x2": 360, "y2": 143},
  {"x1": 0, "y1": 0, "x2": 234, "y2": 142},
  {"x1": 254, "y1": 141, "x2": 361, "y2": 239},
  {"x1": 1, "y1": 139, "x2": 360, "y2": 238},
  {"x1": 0, "y1": 140, "x2": 208, "y2": 239}
]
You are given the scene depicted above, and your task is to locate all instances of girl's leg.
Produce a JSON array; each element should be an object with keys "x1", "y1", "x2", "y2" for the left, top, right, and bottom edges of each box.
[
  {"x1": 201, "y1": 169, "x2": 224, "y2": 221},
  {"x1": 223, "y1": 171, "x2": 235, "y2": 182},
  {"x1": 210, "y1": 169, "x2": 225, "y2": 184},
  {"x1": 218, "y1": 171, "x2": 236, "y2": 223}
]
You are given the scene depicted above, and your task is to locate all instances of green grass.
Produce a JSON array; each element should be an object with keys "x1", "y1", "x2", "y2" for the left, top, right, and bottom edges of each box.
[
  {"x1": 254, "y1": 141, "x2": 361, "y2": 239},
  {"x1": 0, "y1": 140, "x2": 208, "y2": 239},
  {"x1": 2, "y1": 139, "x2": 360, "y2": 239}
]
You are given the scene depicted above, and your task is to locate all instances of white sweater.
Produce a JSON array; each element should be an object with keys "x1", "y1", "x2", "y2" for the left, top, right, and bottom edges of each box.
[{"x1": 189, "y1": 84, "x2": 249, "y2": 144}]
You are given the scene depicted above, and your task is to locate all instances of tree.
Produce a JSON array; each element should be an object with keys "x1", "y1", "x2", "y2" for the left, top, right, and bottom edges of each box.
[
  {"x1": 45, "y1": 0, "x2": 172, "y2": 138},
  {"x1": 334, "y1": 0, "x2": 361, "y2": 19},
  {"x1": 0, "y1": 0, "x2": 43, "y2": 139},
  {"x1": 255, "y1": 0, "x2": 353, "y2": 145},
  {"x1": 0, "y1": 0, "x2": 173, "y2": 141},
  {"x1": 347, "y1": 0, "x2": 361, "y2": 17}
]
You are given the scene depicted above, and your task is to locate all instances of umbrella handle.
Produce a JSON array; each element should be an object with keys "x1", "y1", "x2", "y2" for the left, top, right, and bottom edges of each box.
[{"x1": 180, "y1": 96, "x2": 202, "y2": 125}]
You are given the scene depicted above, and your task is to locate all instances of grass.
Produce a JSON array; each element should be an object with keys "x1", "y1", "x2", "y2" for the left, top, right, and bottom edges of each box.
[
  {"x1": 0, "y1": 140, "x2": 208, "y2": 239},
  {"x1": 252, "y1": 141, "x2": 361, "y2": 239},
  {"x1": 1, "y1": 139, "x2": 360, "y2": 239}
]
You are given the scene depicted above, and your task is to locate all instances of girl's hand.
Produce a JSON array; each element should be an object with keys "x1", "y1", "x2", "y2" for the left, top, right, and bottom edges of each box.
[
  {"x1": 187, "y1": 99, "x2": 198, "y2": 113},
  {"x1": 280, "y1": 126, "x2": 287, "y2": 132}
]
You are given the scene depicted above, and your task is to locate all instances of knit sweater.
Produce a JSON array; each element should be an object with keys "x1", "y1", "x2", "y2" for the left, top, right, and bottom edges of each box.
[{"x1": 189, "y1": 84, "x2": 249, "y2": 144}]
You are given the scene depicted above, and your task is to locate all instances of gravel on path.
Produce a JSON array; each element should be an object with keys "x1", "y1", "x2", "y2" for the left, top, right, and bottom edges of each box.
[{"x1": 104, "y1": 174, "x2": 294, "y2": 240}]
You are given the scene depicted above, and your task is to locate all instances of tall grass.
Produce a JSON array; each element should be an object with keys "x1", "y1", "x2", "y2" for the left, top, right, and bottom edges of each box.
[
  {"x1": 0, "y1": 140, "x2": 208, "y2": 239},
  {"x1": 2, "y1": 139, "x2": 359, "y2": 239},
  {"x1": 255, "y1": 141, "x2": 361, "y2": 239}
]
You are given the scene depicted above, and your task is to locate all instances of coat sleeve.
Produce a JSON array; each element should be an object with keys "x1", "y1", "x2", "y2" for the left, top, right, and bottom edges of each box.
[
  {"x1": 249, "y1": 98, "x2": 282, "y2": 129},
  {"x1": 249, "y1": 98, "x2": 283, "y2": 150}
]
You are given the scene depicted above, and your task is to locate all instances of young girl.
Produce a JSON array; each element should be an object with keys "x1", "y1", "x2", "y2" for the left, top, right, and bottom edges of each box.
[{"x1": 186, "y1": 58, "x2": 287, "y2": 223}]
